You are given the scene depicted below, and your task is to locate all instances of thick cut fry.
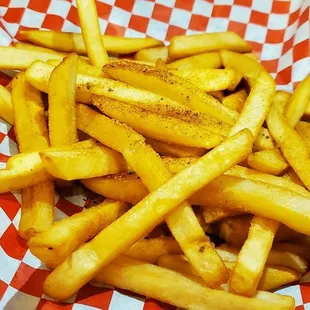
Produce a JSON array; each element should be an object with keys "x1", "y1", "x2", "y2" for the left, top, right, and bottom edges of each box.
[
  {"x1": 170, "y1": 68, "x2": 236, "y2": 92},
  {"x1": 93, "y1": 256, "x2": 294, "y2": 310},
  {"x1": 167, "y1": 52, "x2": 222, "y2": 70},
  {"x1": 29, "y1": 200, "x2": 129, "y2": 268},
  {"x1": 12, "y1": 73, "x2": 54, "y2": 239},
  {"x1": 48, "y1": 54, "x2": 78, "y2": 146},
  {"x1": 295, "y1": 121, "x2": 310, "y2": 152},
  {"x1": 222, "y1": 90, "x2": 247, "y2": 113},
  {"x1": 43, "y1": 130, "x2": 252, "y2": 300},
  {"x1": 229, "y1": 216, "x2": 280, "y2": 296},
  {"x1": 169, "y1": 32, "x2": 252, "y2": 59},
  {"x1": 93, "y1": 97, "x2": 224, "y2": 149},
  {"x1": 253, "y1": 127, "x2": 276, "y2": 151},
  {"x1": 20, "y1": 30, "x2": 162, "y2": 55},
  {"x1": 247, "y1": 149, "x2": 289, "y2": 175},
  {"x1": 267, "y1": 106, "x2": 310, "y2": 191},
  {"x1": 0, "y1": 84, "x2": 13, "y2": 124},
  {"x1": 104, "y1": 60, "x2": 238, "y2": 125},
  {"x1": 76, "y1": 0, "x2": 109, "y2": 67},
  {"x1": 203, "y1": 208, "x2": 244, "y2": 224},
  {"x1": 284, "y1": 74, "x2": 310, "y2": 127},
  {"x1": 134, "y1": 46, "x2": 169, "y2": 63},
  {"x1": 228, "y1": 71, "x2": 275, "y2": 138}
]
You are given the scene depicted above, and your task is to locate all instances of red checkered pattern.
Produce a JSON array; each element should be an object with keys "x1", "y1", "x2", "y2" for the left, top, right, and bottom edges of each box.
[{"x1": 0, "y1": 0, "x2": 309, "y2": 309}]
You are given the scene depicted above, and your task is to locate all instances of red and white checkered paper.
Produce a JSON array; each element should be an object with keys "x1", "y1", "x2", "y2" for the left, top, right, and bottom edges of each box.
[{"x1": 0, "y1": 0, "x2": 310, "y2": 309}]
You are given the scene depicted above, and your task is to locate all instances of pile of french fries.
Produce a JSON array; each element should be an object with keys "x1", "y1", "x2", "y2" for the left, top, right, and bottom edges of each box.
[{"x1": 1, "y1": 1, "x2": 310, "y2": 309}]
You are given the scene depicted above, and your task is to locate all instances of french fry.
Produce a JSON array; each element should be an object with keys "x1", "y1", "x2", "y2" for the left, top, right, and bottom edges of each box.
[
  {"x1": 283, "y1": 169, "x2": 306, "y2": 188},
  {"x1": 295, "y1": 121, "x2": 310, "y2": 152},
  {"x1": 284, "y1": 74, "x2": 310, "y2": 128},
  {"x1": 247, "y1": 149, "x2": 289, "y2": 175},
  {"x1": 229, "y1": 216, "x2": 280, "y2": 296},
  {"x1": 76, "y1": 0, "x2": 109, "y2": 67},
  {"x1": 12, "y1": 73, "x2": 54, "y2": 240},
  {"x1": 104, "y1": 60, "x2": 239, "y2": 125},
  {"x1": 273, "y1": 90, "x2": 290, "y2": 114},
  {"x1": 272, "y1": 243, "x2": 310, "y2": 262},
  {"x1": 253, "y1": 128, "x2": 276, "y2": 151},
  {"x1": 20, "y1": 30, "x2": 163, "y2": 55},
  {"x1": 267, "y1": 106, "x2": 310, "y2": 190},
  {"x1": 0, "y1": 84, "x2": 13, "y2": 124},
  {"x1": 167, "y1": 51, "x2": 222, "y2": 70},
  {"x1": 222, "y1": 90, "x2": 247, "y2": 113},
  {"x1": 48, "y1": 54, "x2": 78, "y2": 146},
  {"x1": 134, "y1": 46, "x2": 169, "y2": 63},
  {"x1": 208, "y1": 90, "x2": 225, "y2": 101},
  {"x1": 29, "y1": 200, "x2": 129, "y2": 268},
  {"x1": 244, "y1": 53, "x2": 259, "y2": 61},
  {"x1": 43, "y1": 129, "x2": 252, "y2": 300},
  {"x1": 15, "y1": 42, "x2": 68, "y2": 56},
  {"x1": 92, "y1": 256, "x2": 295, "y2": 310},
  {"x1": 93, "y1": 97, "x2": 224, "y2": 149},
  {"x1": 227, "y1": 70, "x2": 243, "y2": 91},
  {"x1": 203, "y1": 207, "x2": 245, "y2": 224},
  {"x1": 169, "y1": 32, "x2": 252, "y2": 59},
  {"x1": 170, "y1": 68, "x2": 236, "y2": 92},
  {"x1": 228, "y1": 70, "x2": 275, "y2": 138}
]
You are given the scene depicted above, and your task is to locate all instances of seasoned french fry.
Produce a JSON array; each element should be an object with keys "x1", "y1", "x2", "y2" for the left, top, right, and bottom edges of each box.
[
  {"x1": 228, "y1": 71, "x2": 275, "y2": 138},
  {"x1": 267, "y1": 106, "x2": 310, "y2": 191},
  {"x1": 48, "y1": 54, "x2": 78, "y2": 146},
  {"x1": 284, "y1": 74, "x2": 310, "y2": 128},
  {"x1": 93, "y1": 256, "x2": 295, "y2": 310},
  {"x1": 43, "y1": 129, "x2": 252, "y2": 300},
  {"x1": 29, "y1": 200, "x2": 129, "y2": 268},
  {"x1": 169, "y1": 32, "x2": 251, "y2": 59},
  {"x1": 247, "y1": 149, "x2": 289, "y2": 175},
  {"x1": 0, "y1": 84, "x2": 13, "y2": 124},
  {"x1": 20, "y1": 30, "x2": 162, "y2": 55},
  {"x1": 134, "y1": 46, "x2": 169, "y2": 63},
  {"x1": 222, "y1": 90, "x2": 247, "y2": 113},
  {"x1": 93, "y1": 97, "x2": 224, "y2": 149},
  {"x1": 295, "y1": 121, "x2": 310, "y2": 152},
  {"x1": 167, "y1": 52, "x2": 222, "y2": 70},
  {"x1": 229, "y1": 216, "x2": 280, "y2": 296},
  {"x1": 253, "y1": 128, "x2": 276, "y2": 151},
  {"x1": 104, "y1": 60, "x2": 239, "y2": 125}
]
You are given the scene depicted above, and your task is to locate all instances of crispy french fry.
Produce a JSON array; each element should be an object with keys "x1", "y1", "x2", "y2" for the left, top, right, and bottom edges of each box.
[
  {"x1": 20, "y1": 30, "x2": 162, "y2": 55},
  {"x1": 167, "y1": 51, "x2": 222, "y2": 70},
  {"x1": 229, "y1": 216, "x2": 280, "y2": 296},
  {"x1": 48, "y1": 54, "x2": 78, "y2": 146},
  {"x1": 93, "y1": 97, "x2": 224, "y2": 149},
  {"x1": 92, "y1": 256, "x2": 294, "y2": 310},
  {"x1": 170, "y1": 68, "x2": 236, "y2": 92},
  {"x1": 228, "y1": 71, "x2": 275, "y2": 138},
  {"x1": 43, "y1": 129, "x2": 252, "y2": 300},
  {"x1": 267, "y1": 106, "x2": 310, "y2": 191},
  {"x1": 169, "y1": 32, "x2": 251, "y2": 59},
  {"x1": 222, "y1": 90, "x2": 247, "y2": 113},
  {"x1": 284, "y1": 74, "x2": 310, "y2": 128},
  {"x1": 203, "y1": 207, "x2": 244, "y2": 224},
  {"x1": 29, "y1": 200, "x2": 129, "y2": 268},
  {"x1": 12, "y1": 73, "x2": 54, "y2": 240},
  {"x1": 134, "y1": 46, "x2": 169, "y2": 63},
  {"x1": 253, "y1": 128, "x2": 276, "y2": 151},
  {"x1": 0, "y1": 84, "x2": 13, "y2": 124},
  {"x1": 247, "y1": 149, "x2": 289, "y2": 175},
  {"x1": 104, "y1": 60, "x2": 238, "y2": 125},
  {"x1": 295, "y1": 121, "x2": 310, "y2": 152},
  {"x1": 76, "y1": 0, "x2": 109, "y2": 67}
]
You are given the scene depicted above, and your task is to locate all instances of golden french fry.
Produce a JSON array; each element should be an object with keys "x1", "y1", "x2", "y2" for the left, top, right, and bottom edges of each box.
[
  {"x1": 267, "y1": 106, "x2": 310, "y2": 191},
  {"x1": 244, "y1": 53, "x2": 259, "y2": 61},
  {"x1": 92, "y1": 256, "x2": 294, "y2": 310},
  {"x1": 15, "y1": 42, "x2": 68, "y2": 56},
  {"x1": 203, "y1": 207, "x2": 244, "y2": 224},
  {"x1": 229, "y1": 216, "x2": 280, "y2": 296},
  {"x1": 20, "y1": 30, "x2": 162, "y2": 55},
  {"x1": 295, "y1": 121, "x2": 310, "y2": 152},
  {"x1": 92, "y1": 97, "x2": 224, "y2": 149},
  {"x1": 222, "y1": 90, "x2": 247, "y2": 113},
  {"x1": 273, "y1": 90, "x2": 291, "y2": 114},
  {"x1": 283, "y1": 168, "x2": 306, "y2": 188},
  {"x1": 253, "y1": 128, "x2": 276, "y2": 151},
  {"x1": 76, "y1": 0, "x2": 109, "y2": 67},
  {"x1": 48, "y1": 54, "x2": 78, "y2": 146},
  {"x1": 167, "y1": 51, "x2": 222, "y2": 70},
  {"x1": 29, "y1": 200, "x2": 129, "y2": 268},
  {"x1": 247, "y1": 149, "x2": 289, "y2": 175},
  {"x1": 43, "y1": 129, "x2": 252, "y2": 300},
  {"x1": 170, "y1": 68, "x2": 236, "y2": 92},
  {"x1": 134, "y1": 46, "x2": 169, "y2": 63},
  {"x1": 169, "y1": 32, "x2": 251, "y2": 60},
  {"x1": 104, "y1": 60, "x2": 238, "y2": 125},
  {"x1": 227, "y1": 70, "x2": 243, "y2": 91},
  {"x1": 0, "y1": 84, "x2": 13, "y2": 124},
  {"x1": 228, "y1": 71, "x2": 275, "y2": 138},
  {"x1": 284, "y1": 74, "x2": 310, "y2": 128}
]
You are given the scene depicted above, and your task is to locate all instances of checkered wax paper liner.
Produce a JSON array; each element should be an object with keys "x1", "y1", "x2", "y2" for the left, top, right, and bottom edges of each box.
[{"x1": 0, "y1": 0, "x2": 309, "y2": 309}]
